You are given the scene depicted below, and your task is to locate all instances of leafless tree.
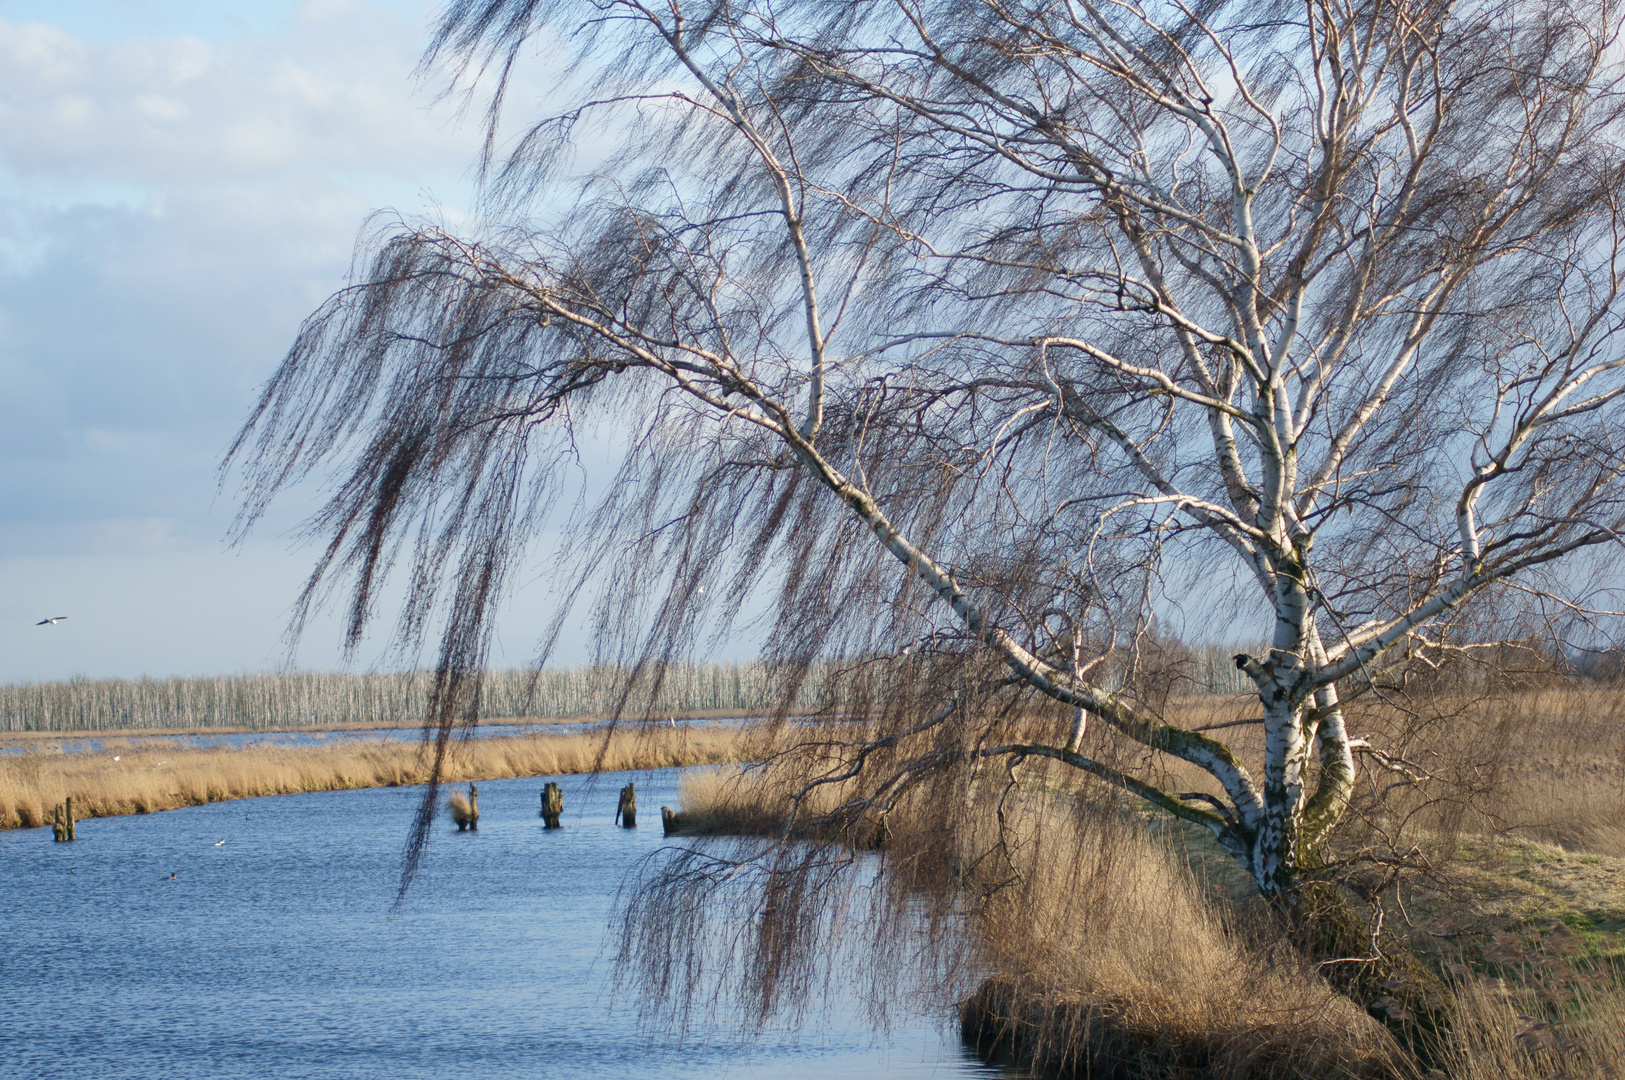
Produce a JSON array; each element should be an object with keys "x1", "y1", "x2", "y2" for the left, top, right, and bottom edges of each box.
[{"x1": 229, "y1": 0, "x2": 1625, "y2": 1028}]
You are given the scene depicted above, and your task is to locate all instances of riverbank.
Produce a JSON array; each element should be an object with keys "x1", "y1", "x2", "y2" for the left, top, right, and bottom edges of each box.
[
  {"x1": 0, "y1": 725, "x2": 755, "y2": 830},
  {"x1": 670, "y1": 758, "x2": 1625, "y2": 1080}
]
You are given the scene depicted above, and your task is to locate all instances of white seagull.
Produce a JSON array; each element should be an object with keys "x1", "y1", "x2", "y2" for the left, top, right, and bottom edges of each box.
[{"x1": 35, "y1": 616, "x2": 67, "y2": 626}]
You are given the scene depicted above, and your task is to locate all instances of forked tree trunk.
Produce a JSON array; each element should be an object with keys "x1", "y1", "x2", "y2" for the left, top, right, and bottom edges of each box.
[{"x1": 1228, "y1": 658, "x2": 1450, "y2": 1057}]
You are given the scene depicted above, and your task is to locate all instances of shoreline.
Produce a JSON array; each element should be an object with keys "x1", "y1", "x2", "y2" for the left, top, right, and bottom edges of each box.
[{"x1": 1, "y1": 723, "x2": 758, "y2": 831}]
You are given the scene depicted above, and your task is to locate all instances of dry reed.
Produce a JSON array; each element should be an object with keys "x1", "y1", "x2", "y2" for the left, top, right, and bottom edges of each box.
[
  {"x1": 0, "y1": 725, "x2": 753, "y2": 831},
  {"x1": 958, "y1": 792, "x2": 1410, "y2": 1079},
  {"x1": 674, "y1": 763, "x2": 1413, "y2": 1079},
  {"x1": 671, "y1": 764, "x2": 848, "y2": 836},
  {"x1": 669, "y1": 685, "x2": 1625, "y2": 1080},
  {"x1": 1442, "y1": 975, "x2": 1625, "y2": 1080}
]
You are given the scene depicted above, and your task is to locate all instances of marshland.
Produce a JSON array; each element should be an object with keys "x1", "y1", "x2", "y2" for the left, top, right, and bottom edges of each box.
[
  {"x1": 0, "y1": 661, "x2": 819, "y2": 734},
  {"x1": 0, "y1": 719, "x2": 757, "y2": 831},
  {"x1": 0, "y1": 662, "x2": 796, "y2": 831},
  {"x1": 653, "y1": 681, "x2": 1625, "y2": 1080},
  {"x1": 11, "y1": 663, "x2": 1625, "y2": 1078},
  {"x1": 13, "y1": 0, "x2": 1625, "y2": 1077}
]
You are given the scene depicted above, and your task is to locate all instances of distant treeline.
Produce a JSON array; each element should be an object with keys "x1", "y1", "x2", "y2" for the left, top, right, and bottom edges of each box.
[
  {"x1": 1, "y1": 649, "x2": 1260, "y2": 734},
  {"x1": 0, "y1": 664, "x2": 801, "y2": 734}
]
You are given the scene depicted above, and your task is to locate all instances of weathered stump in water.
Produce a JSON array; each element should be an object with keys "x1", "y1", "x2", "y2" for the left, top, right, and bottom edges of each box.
[
  {"x1": 449, "y1": 783, "x2": 480, "y2": 831},
  {"x1": 661, "y1": 805, "x2": 682, "y2": 836},
  {"x1": 540, "y1": 782, "x2": 564, "y2": 828},
  {"x1": 616, "y1": 782, "x2": 637, "y2": 828},
  {"x1": 51, "y1": 798, "x2": 75, "y2": 842}
]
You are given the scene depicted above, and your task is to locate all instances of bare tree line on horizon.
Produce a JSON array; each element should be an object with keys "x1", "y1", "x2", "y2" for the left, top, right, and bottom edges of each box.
[{"x1": 1, "y1": 646, "x2": 1274, "y2": 733}]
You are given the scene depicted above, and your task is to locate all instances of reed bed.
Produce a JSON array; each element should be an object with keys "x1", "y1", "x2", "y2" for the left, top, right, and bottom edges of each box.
[
  {"x1": 1442, "y1": 977, "x2": 1625, "y2": 1080},
  {"x1": 669, "y1": 686, "x2": 1625, "y2": 1080},
  {"x1": 673, "y1": 763, "x2": 1411, "y2": 1079},
  {"x1": 0, "y1": 725, "x2": 754, "y2": 830},
  {"x1": 959, "y1": 800, "x2": 1410, "y2": 1080}
]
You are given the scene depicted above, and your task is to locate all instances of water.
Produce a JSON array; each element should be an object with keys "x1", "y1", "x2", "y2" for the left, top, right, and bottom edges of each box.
[
  {"x1": 0, "y1": 770, "x2": 1003, "y2": 1079},
  {"x1": 0, "y1": 717, "x2": 726, "y2": 755}
]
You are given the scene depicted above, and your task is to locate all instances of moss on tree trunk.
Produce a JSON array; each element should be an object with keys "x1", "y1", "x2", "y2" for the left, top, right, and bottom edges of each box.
[{"x1": 1283, "y1": 877, "x2": 1453, "y2": 1067}]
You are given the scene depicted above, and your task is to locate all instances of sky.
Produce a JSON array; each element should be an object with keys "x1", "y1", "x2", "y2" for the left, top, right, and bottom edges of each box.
[{"x1": 0, "y1": 0, "x2": 586, "y2": 682}]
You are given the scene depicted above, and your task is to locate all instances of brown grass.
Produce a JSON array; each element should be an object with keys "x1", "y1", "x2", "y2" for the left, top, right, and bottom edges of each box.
[
  {"x1": 1443, "y1": 975, "x2": 1625, "y2": 1080},
  {"x1": 0, "y1": 708, "x2": 776, "y2": 745},
  {"x1": 0, "y1": 725, "x2": 753, "y2": 830},
  {"x1": 676, "y1": 764, "x2": 1413, "y2": 1079},
  {"x1": 669, "y1": 763, "x2": 846, "y2": 836},
  {"x1": 958, "y1": 795, "x2": 1411, "y2": 1079},
  {"x1": 670, "y1": 687, "x2": 1625, "y2": 1079}
]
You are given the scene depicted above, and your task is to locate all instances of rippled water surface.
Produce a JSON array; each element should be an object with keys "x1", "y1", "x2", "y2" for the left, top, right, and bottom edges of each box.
[{"x1": 0, "y1": 770, "x2": 1000, "y2": 1079}]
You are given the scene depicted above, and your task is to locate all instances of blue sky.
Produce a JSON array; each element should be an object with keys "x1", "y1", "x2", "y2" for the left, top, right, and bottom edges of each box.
[{"x1": 0, "y1": 0, "x2": 583, "y2": 680}]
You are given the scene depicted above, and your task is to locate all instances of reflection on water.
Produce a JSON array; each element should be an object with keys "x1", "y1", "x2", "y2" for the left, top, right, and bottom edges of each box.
[{"x1": 0, "y1": 769, "x2": 1002, "y2": 1079}]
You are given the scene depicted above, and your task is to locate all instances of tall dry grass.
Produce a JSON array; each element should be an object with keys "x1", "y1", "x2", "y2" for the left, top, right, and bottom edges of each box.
[
  {"x1": 0, "y1": 725, "x2": 753, "y2": 830},
  {"x1": 674, "y1": 763, "x2": 1414, "y2": 1079},
  {"x1": 671, "y1": 764, "x2": 848, "y2": 836},
  {"x1": 1061, "y1": 686, "x2": 1625, "y2": 862},
  {"x1": 671, "y1": 682, "x2": 1625, "y2": 1079},
  {"x1": 1439, "y1": 687, "x2": 1625, "y2": 857},
  {"x1": 1443, "y1": 976, "x2": 1625, "y2": 1080},
  {"x1": 957, "y1": 793, "x2": 1411, "y2": 1080}
]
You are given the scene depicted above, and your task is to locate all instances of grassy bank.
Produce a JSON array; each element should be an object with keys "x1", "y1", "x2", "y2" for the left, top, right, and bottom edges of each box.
[
  {"x1": 665, "y1": 688, "x2": 1625, "y2": 1080},
  {"x1": 0, "y1": 724, "x2": 754, "y2": 830},
  {"x1": 675, "y1": 763, "x2": 1625, "y2": 1078}
]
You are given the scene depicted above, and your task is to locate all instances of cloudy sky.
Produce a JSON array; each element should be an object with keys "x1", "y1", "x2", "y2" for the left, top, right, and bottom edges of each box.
[{"x1": 0, "y1": 0, "x2": 580, "y2": 681}]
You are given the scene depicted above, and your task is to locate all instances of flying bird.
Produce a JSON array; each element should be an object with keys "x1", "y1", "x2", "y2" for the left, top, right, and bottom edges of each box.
[
  {"x1": 214, "y1": 839, "x2": 226, "y2": 847},
  {"x1": 35, "y1": 616, "x2": 67, "y2": 626}
]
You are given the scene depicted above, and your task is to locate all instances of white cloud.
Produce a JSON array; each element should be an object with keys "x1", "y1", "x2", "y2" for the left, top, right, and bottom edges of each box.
[
  {"x1": 0, "y1": 1, "x2": 585, "y2": 679},
  {"x1": 0, "y1": 9, "x2": 479, "y2": 186}
]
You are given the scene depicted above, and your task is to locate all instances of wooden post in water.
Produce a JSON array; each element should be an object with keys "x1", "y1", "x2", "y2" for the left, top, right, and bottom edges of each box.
[
  {"x1": 661, "y1": 806, "x2": 680, "y2": 836},
  {"x1": 450, "y1": 783, "x2": 480, "y2": 831},
  {"x1": 540, "y1": 782, "x2": 564, "y2": 829},
  {"x1": 65, "y1": 796, "x2": 74, "y2": 842},
  {"x1": 616, "y1": 782, "x2": 637, "y2": 828},
  {"x1": 52, "y1": 803, "x2": 65, "y2": 842}
]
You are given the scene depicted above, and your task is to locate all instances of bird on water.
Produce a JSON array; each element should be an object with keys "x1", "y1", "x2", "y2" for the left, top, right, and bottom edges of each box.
[{"x1": 35, "y1": 616, "x2": 67, "y2": 626}]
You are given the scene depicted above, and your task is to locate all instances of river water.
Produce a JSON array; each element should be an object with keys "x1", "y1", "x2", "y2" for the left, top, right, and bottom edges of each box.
[{"x1": 0, "y1": 769, "x2": 1003, "y2": 1079}]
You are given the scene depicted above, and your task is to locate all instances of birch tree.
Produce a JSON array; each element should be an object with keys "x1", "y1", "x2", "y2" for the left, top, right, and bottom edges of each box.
[{"x1": 230, "y1": 0, "x2": 1625, "y2": 998}]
